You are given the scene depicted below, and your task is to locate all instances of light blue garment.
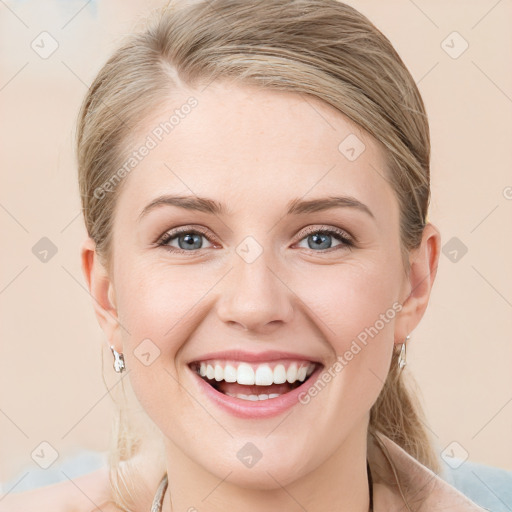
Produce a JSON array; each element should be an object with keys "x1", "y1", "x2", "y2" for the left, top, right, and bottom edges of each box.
[
  {"x1": 0, "y1": 450, "x2": 107, "y2": 496},
  {"x1": 2, "y1": 450, "x2": 511, "y2": 512},
  {"x1": 439, "y1": 457, "x2": 512, "y2": 512}
]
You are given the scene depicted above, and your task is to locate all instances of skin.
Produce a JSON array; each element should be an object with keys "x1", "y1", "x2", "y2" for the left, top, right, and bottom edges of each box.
[{"x1": 81, "y1": 81, "x2": 440, "y2": 512}]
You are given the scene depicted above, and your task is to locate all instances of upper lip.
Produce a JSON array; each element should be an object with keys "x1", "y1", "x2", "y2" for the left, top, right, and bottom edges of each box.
[{"x1": 188, "y1": 349, "x2": 323, "y2": 365}]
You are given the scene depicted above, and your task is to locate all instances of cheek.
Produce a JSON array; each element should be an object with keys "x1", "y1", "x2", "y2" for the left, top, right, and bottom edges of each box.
[
  {"x1": 293, "y1": 257, "x2": 400, "y2": 393},
  {"x1": 115, "y1": 260, "x2": 207, "y2": 345},
  {"x1": 113, "y1": 261, "x2": 200, "y2": 416},
  {"x1": 298, "y1": 258, "x2": 400, "y2": 341}
]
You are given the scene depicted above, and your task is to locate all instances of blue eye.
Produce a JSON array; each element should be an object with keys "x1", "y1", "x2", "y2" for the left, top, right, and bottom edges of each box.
[
  {"x1": 296, "y1": 227, "x2": 353, "y2": 252},
  {"x1": 157, "y1": 228, "x2": 214, "y2": 253}
]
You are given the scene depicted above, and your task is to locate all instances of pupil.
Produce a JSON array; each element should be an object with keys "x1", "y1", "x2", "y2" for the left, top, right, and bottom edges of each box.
[
  {"x1": 179, "y1": 233, "x2": 202, "y2": 250},
  {"x1": 309, "y1": 233, "x2": 330, "y2": 250}
]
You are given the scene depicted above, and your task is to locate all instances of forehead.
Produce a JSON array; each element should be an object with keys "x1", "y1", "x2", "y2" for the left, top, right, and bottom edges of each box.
[{"x1": 115, "y1": 81, "x2": 398, "y2": 224}]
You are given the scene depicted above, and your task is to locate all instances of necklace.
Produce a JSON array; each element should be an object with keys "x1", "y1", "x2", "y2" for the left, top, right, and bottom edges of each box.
[
  {"x1": 150, "y1": 473, "x2": 167, "y2": 512},
  {"x1": 151, "y1": 460, "x2": 374, "y2": 511}
]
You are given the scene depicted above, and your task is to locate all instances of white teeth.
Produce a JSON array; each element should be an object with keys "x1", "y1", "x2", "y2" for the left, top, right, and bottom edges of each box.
[
  {"x1": 225, "y1": 392, "x2": 283, "y2": 401},
  {"x1": 297, "y1": 366, "x2": 308, "y2": 382},
  {"x1": 223, "y1": 364, "x2": 237, "y2": 383},
  {"x1": 273, "y1": 364, "x2": 287, "y2": 384},
  {"x1": 286, "y1": 363, "x2": 298, "y2": 383},
  {"x1": 255, "y1": 365, "x2": 274, "y2": 385},
  {"x1": 195, "y1": 360, "x2": 316, "y2": 385},
  {"x1": 236, "y1": 363, "x2": 255, "y2": 385}
]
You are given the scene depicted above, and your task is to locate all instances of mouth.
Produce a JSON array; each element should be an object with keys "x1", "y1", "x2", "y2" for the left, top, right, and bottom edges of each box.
[{"x1": 188, "y1": 358, "x2": 323, "y2": 416}]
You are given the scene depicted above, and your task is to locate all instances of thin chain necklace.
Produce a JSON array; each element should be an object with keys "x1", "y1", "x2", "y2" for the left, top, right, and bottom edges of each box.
[{"x1": 150, "y1": 460, "x2": 374, "y2": 511}]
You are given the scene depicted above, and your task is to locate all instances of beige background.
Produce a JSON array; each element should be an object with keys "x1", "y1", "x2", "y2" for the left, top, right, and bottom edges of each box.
[{"x1": 1, "y1": 0, "x2": 511, "y2": 486}]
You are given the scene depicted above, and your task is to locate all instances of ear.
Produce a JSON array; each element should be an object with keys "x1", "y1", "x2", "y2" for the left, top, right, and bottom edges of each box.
[
  {"x1": 394, "y1": 223, "x2": 441, "y2": 344},
  {"x1": 80, "y1": 237, "x2": 121, "y2": 349}
]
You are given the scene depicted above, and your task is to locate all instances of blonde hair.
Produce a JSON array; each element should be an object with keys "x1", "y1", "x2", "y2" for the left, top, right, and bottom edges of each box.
[{"x1": 76, "y1": 0, "x2": 440, "y2": 509}]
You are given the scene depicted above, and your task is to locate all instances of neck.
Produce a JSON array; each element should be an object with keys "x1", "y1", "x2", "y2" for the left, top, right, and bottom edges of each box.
[{"x1": 161, "y1": 420, "x2": 371, "y2": 512}]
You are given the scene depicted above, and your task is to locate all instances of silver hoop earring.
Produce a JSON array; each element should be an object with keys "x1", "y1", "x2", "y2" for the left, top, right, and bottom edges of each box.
[
  {"x1": 110, "y1": 345, "x2": 125, "y2": 373},
  {"x1": 398, "y1": 335, "x2": 410, "y2": 369}
]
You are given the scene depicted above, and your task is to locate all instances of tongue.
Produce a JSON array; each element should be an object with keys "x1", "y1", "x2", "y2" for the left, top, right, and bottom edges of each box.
[{"x1": 216, "y1": 380, "x2": 295, "y2": 395}]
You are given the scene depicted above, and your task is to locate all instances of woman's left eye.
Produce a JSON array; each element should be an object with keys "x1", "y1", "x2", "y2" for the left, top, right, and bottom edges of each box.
[
  {"x1": 156, "y1": 226, "x2": 353, "y2": 254},
  {"x1": 295, "y1": 227, "x2": 354, "y2": 252}
]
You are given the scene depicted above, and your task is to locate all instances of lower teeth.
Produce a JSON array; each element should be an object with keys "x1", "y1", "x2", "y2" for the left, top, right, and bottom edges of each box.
[{"x1": 225, "y1": 393, "x2": 282, "y2": 401}]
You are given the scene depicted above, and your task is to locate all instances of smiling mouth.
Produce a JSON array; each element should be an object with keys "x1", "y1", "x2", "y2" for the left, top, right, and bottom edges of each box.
[{"x1": 189, "y1": 360, "x2": 320, "y2": 401}]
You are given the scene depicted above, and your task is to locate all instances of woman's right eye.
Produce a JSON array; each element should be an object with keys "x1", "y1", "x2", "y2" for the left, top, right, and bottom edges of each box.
[{"x1": 157, "y1": 228, "x2": 215, "y2": 254}]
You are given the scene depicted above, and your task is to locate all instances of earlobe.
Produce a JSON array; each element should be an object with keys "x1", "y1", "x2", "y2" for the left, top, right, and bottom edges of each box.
[
  {"x1": 80, "y1": 237, "x2": 120, "y2": 345},
  {"x1": 394, "y1": 223, "x2": 441, "y2": 344}
]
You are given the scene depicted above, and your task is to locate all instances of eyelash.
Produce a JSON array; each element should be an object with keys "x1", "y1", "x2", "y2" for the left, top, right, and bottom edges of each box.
[{"x1": 155, "y1": 225, "x2": 354, "y2": 255}]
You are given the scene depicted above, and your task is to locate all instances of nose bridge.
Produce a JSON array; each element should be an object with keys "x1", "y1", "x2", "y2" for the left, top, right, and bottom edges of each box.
[{"x1": 216, "y1": 238, "x2": 294, "y2": 331}]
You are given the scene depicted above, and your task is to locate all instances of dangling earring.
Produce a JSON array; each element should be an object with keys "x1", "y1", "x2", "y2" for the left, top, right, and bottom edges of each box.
[
  {"x1": 398, "y1": 335, "x2": 410, "y2": 369},
  {"x1": 110, "y1": 345, "x2": 125, "y2": 373}
]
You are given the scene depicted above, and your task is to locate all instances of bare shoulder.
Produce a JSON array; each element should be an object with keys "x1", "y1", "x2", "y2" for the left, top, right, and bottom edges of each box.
[{"x1": 0, "y1": 466, "x2": 112, "y2": 512}]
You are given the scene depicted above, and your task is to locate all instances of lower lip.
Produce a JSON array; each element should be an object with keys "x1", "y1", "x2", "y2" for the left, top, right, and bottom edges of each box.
[{"x1": 189, "y1": 364, "x2": 324, "y2": 419}]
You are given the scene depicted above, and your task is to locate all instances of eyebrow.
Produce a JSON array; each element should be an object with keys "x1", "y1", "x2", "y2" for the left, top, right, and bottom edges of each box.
[{"x1": 138, "y1": 194, "x2": 375, "y2": 220}]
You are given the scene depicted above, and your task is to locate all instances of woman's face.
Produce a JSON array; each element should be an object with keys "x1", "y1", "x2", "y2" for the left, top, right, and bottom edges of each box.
[{"x1": 92, "y1": 82, "x2": 422, "y2": 487}]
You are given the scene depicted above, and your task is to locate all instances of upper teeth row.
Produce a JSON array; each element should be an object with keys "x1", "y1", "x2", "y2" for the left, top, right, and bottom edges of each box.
[{"x1": 196, "y1": 361, "x2": 316, "y2": 385}]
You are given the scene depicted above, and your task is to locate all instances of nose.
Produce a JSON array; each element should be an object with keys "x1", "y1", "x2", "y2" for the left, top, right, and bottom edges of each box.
[{"x1": 216, "y1": 250, "x2": 294, "y2": 333}]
